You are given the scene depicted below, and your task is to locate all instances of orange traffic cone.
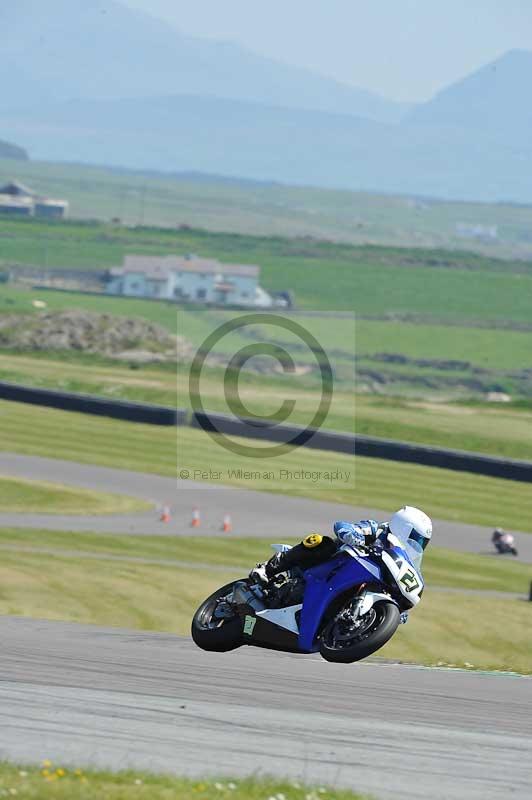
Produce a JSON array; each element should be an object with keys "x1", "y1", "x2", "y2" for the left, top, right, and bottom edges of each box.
[
  {"x1": 160, "y1": 505, "x2": 171, "y2": 523},
  {"x1": 191, "y1": 507, "x2": 201, "y2": 528},
  {"x1": 222, "y1": 513, "x2": 232, "y2": 533}
]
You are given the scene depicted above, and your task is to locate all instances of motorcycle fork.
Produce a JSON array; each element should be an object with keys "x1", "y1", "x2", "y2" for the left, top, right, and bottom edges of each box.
[{"x1": 345, "y1": 583, "x2": 368, "y2": 623}]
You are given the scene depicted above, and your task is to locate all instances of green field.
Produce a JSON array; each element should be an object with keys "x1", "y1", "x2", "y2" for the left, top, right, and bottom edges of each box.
[
  {"x1": 3, "y1": 155, "x2": 532, "y2": 260},
  {"x1": 383, "y1": 590, "x2": 532, "y2": 673},
  {"x1": 2, "y1": 282, "x2": 532, "y2": 371},
  {"x1": 4, "y1": 281, "x2": 532, "y2": 399},
  {"x1": 0, "y1": 475, "x2": 149, "y2": 514},
  {"x1": 1, "y1": 400, "x2": 532, "y2": 532},
  {"x1": 0, "y1": 763, "x2": 368, "y2": 800},
  {"x1": 3, "y1": 220, "x2": 532, "y2": 321},
  {"x1": 0, "y1": 549, "x2": 227, "y2": 634},
  {"x1": 3, "y1": 207, "x2": 532, "y2": 400},
  {"x1": 1, "y1": 529, "x2": 529, "y2": 594},
  {"x1": 3, "y1": 347, "x2": 532, "y2": 459}
]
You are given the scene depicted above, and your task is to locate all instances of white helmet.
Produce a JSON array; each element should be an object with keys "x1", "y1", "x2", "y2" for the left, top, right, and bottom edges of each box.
[{"x1": 389, "y1": 506, "x2": 432, "y2": 555}]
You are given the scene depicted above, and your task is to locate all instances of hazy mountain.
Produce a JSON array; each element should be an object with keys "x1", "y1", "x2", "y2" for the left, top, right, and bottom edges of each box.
[
  {"x1": 0, "y1": 138, "x2": 28, "y2": 161},
  {"x1": 0, "y1": 0, "x2": 408, "y2": 124},
  {"x1": 0, "y1": 93, "x2": 389, "y2": 181},
  {"x1": 406, "y1": 50, "x2": 532, "y2": 142},
  {"x1": 3, "y1": 92, "x2": 531, "y2": 202},
  {"x1": 2, "y1": 0, "x2": 532, "y2": 201}
]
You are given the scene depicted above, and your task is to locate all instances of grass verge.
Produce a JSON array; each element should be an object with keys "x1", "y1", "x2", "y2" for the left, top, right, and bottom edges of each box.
[
  {"x1": 4, "y1": 350, "x2": 532, "y2": 458},
  {"x1": 0, "y1": 763, "x2": 368, "y2": 800},
  {"x1": 0, "y1": 476, "x2": 149, "y2": 515},
  {"x1": 0, "y1": 529, "x2": 530, "y2": 595},
  {"x1": 380, "y1": 590, "x2": 532, "y2": 674},
  {"x1": 2, "y1": 400, "x2": 532, "y2": 532},
  {"x1": 0, "y1": 550, "x2": 233, "y2": 633}
]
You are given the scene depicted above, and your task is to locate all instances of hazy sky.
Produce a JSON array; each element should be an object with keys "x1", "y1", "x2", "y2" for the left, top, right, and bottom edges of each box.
[{"x1": 124, "y1": 0, "x2": 532, "y2": 102}]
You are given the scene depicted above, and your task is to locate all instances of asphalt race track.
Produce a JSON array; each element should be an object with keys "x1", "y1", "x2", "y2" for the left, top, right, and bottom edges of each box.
[
  {"x1": 0, "y1": 617, "x2": 530, "y2": 800},
  {"x1": 1, "y1": 453, "x2": 532, "y2": 797},
  {"x1": 1, "y1": 453, "x2": 532, "y2": 561}
]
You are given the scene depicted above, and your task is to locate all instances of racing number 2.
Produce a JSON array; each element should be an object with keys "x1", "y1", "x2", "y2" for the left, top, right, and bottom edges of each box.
[{"x1": 400, "y1": 569, "x2": 420, "y2": 593}]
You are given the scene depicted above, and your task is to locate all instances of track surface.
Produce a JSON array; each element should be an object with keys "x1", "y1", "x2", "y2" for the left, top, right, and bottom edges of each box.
[
  {"x1": 0, "y1": 618, "x2": 530, "y2": 800},
  {"x1": 1, "y1": 453, "x2": 531, "y2": 562},
  {"x1": 1, "y1": 454, "x2": 531, "y2": 798}
]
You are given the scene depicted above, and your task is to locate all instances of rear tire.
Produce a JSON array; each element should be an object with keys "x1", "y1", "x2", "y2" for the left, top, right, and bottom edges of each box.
[
  {"x1": 319, "y1": 600, "x2": 400, "y2": 664},
  {"x1": 191, "y1": 580, "x2": 244, "y2": 652}
]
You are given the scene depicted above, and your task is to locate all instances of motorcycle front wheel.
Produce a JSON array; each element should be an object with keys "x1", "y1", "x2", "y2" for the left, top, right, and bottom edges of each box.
[
  {"x1": 319, "y1": 600, "x2": 400, "y2": 664},
  {"x1": 191, "y1": 580, "x2": 244, "y2": 652}
]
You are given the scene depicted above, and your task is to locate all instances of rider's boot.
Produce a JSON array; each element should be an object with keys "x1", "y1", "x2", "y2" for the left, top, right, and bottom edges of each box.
[
  {"x1": 249, "y1": 552, "x2": 285, "y2": 587},
  {"x1": 249, "y1": 535, "x2": 338, "y2": 587}
]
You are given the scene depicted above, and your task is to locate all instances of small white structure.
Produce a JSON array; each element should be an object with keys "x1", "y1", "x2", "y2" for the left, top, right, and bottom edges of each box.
[
  {"x1": 0, "y1": 180, "x2": 69, "y2": 218},
  {"x1": 455, "y1": 223, "x2": 498, "y2": 241},
  {"x1": 106, "y1": 254, "x2": 271, "y2": 307},
  {"x1": 0, "y1": 193, "x2": 34, "y2": 217}
]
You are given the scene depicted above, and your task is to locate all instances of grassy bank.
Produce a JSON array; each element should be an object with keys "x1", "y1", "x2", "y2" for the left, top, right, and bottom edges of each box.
[
  {"x1": 3, "y1": 349, "x2": 532, "y2": 458},
  {"x1": 4, "y1": 283, "x2": 532, "y2": 401},
  {"x1": 4, "y1": 285, "x2": 532, "y2": 362},
  {"x1": 0, "y1": 476, "x2": 149, "y2": 515},
  {"x1": 0, "y1": 549, "x2": 234, "y2": 633},
  {"x1": 0, "y1": 763, "x2": 367, "y2": 800},
  {"x1": 380, "y1": 590, "x2": 532, "y2": 673},
  {"x1": 0, "y1": 529, "x2": 530, "y2": 594},
  {"x1": 2, "y1": 400, "x2": 532, "y2": 532}
]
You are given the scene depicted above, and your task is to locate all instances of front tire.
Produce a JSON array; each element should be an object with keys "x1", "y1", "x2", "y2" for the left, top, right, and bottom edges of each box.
[
  {"x1": 191, "y1": 580, "x2": 244, "y2": 652},
  {"x1": 319, "y1": 600, "x2": 400, "y2": 664}
]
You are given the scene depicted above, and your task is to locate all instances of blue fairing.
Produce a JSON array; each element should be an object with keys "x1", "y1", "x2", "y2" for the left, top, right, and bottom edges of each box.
[{"x1": 298, "y1": 549, "x2": 386, "y2": 652}]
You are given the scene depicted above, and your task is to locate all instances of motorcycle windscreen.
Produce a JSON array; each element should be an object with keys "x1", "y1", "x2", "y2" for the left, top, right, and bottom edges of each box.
[{"x1": 298, "y1": 552, "x2": 385, "y2": 653}]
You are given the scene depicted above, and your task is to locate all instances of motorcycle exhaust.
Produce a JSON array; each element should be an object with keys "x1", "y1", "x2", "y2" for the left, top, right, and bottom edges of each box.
[{"x1": 231, "y1": 581, "x2": 266, "y2": 612}]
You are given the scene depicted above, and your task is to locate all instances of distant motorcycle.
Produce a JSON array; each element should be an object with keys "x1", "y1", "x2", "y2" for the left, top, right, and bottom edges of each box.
[
  {"x1": 492, "y1": 529, "x2": 518, "y2": 557},
  {"x1": 191, "y1": 539, "x2": 423, "y2": 663}
]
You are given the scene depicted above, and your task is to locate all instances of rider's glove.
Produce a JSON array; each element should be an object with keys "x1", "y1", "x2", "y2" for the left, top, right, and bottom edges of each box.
[{"x1": 334, "y1": 521, "x2": 367, "y2": 548}]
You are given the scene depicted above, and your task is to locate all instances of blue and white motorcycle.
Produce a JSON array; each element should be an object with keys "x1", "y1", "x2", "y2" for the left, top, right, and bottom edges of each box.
[{"x1": 191, "y1": 535, "x2": 423, "y2": 663}]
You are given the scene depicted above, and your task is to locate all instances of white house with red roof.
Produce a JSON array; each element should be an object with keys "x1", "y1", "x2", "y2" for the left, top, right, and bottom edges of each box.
[{"x1": 106, "y1": 254, "x2": 272, "y2": 307}]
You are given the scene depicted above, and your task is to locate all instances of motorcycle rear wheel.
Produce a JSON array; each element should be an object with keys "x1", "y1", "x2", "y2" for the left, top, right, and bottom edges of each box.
[
  {"x1": 191, "y1": 580, "x2": 244, "y2": 652},
  {"x1": 319, "y1": 600, "x2": 400, "y2": 663}
]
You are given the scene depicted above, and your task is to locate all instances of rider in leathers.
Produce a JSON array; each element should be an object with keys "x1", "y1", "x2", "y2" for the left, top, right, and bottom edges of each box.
[{"x1": 250, "y1": 506, "x2": 433, "y2": 622}]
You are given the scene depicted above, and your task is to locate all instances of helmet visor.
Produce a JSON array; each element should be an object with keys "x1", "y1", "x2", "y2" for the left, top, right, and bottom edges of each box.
[{"x1": 409, "y1": 529, "x2": 429, "y2": 551}]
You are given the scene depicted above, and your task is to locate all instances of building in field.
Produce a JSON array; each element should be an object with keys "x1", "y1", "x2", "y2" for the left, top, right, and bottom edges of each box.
[
  {"x1": 0, "y1": 180, "x2": 34, "y2": 198},
  {"x1": 455, "y1": 222, "x2": 498, "y2": 241},
  {"x1": 106, "y1": 254, "x2": 272, "y2": 307},
  {"x1": 0, "y1": 193, "x2": 33, "y2": 217},
  {"x1": 0, "y1": 180, "x2": 69, "y2": 218}
]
